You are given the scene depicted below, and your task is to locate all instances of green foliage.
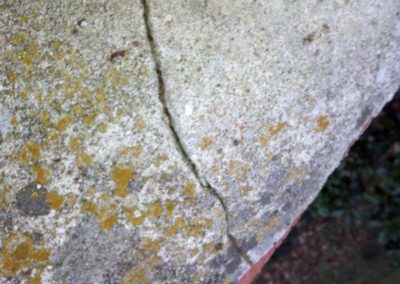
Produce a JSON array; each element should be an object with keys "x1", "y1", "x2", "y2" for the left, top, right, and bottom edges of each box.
[{"x1": 312, "y1": 90, "x2": 400, "y2": 252}]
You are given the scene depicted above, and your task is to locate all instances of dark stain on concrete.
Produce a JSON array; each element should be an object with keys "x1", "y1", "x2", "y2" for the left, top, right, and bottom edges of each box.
[{"x1": 16, "y1": 184, "x2": 50, "y2": 216}]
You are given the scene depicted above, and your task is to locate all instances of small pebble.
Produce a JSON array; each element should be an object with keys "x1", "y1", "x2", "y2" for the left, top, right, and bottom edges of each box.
[{"x1": 77, "y1": 19, "x2": 87, "y2": 28}]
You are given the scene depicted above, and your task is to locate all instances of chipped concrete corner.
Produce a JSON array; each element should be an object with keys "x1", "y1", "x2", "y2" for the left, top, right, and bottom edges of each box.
[{"x1": 1, "y1": 0, "x2": 399, "y2": 283}]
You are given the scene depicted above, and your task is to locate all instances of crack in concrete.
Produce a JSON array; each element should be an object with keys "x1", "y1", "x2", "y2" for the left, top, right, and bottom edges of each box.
[{"x1": 140, "y1": 0, "x2": 252, "y2": 265}]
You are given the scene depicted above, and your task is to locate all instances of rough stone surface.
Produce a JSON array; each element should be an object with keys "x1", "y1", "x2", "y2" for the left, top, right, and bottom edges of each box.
[{"x1": 0, "y1": 0, "x2": 399, "y2": 283}]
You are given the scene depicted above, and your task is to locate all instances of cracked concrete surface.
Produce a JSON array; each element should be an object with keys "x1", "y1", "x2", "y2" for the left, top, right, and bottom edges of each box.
[
  {"x1": 1, "y1": 0, "x2": 400, "y2": 283},
  {"x1": 141, "y1": 0, "x2": 252, "y2": 265}
]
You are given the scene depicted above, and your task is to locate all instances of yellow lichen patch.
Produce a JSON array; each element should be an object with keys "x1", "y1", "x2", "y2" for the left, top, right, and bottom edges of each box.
[
  {"x1": 153, "y1": 154, "x2": 168, "y2": 168},
  {"x1": 44, "y1": 132, "x2": 58, "y2": 146},
  {"x1": 112, "y1": 165, "x2": 135, "y2": 197},
  {"x1": 100, "y1": 214, "x2": 118, "y2": 231},
  {"x1": 284, "y1": 167, "x2": 306, "y2": 185},
  {"x1": 134, "y1": 117, "x2": 145, "y2": 130},
  {"x1": 16, "y1": 141, "x2": 42, "y2": 165},
  {"x1": 116, "y1": 108, "x2": 125, "y2": 117},
  {"x1": 76, "y1": 151, "x2": 93, "y2": 168},
  {"x1": 128, "y1": 212, "x2": 145, "y2": 226},
  {"x1": 27, "y1": 273, "x2": 41, "y2": 284},
  {"x1": 11, "y1": 116, "x2": 17, "y2": 127},
  {"x1": 183, "y1": 182, "x2": 196, "y2": 198},
  {"x1": 0, "y1": 233, "x2": 50, "y2": 277},
  {"x1": 95, "y1": 89, "x2": 107, "y2": 104},
  {"x1": 142, "y1": 239, "x2": 160, "y2": 252},
  {"x1": 0, "y1": 185, "x2": 10, "y2": 209},
  {"x1": 122, "y1": 266, "x2": 149, "y2": 284},
  {"x1": 165, "y1": 200, "x2": 176, "y2": 217},
  {"x1": 32, "y1": 165, "x2": 50, "y2": 185},
  {"x1": 69, "y1": 137, "x2": 81, "y2": 152},
  {"x1": 55, "y1": 115, "x2": 74, "y2": 131},
  {"x1": 16, "y1": 50, "x2": 32, "y2": 65},
  {"x1": 81, "y1": 200, "x2": 97, "y2": 215},
  {"x1": 165, "y1": 226, "x2": 177, "y2": 236},
  {"x1": 268, "y1": 121, "x2": 287, "y2": 137},
  {"x1": 146, "y1": 202, "x2": 162, "y2": 218},
  {"x1": 46, "y1": 191, "x2": 64, "y2": 210},
  {"x1": 118, "y1": 146, "x2": 142, "y2": 158},
  {"x1": 19, "y1": 89, "x2": 29, "y2": 100},
  {"x1": 65, "y1": 193, "x2": 77, "y2": 207},
  {"x1": 316, "y1": 115, "x2": 329, "y2": 132},
  {"x1": 131, "y1": 146, "x2": 142, "y2": 157},
  {"x1": 5, "y1": 67, "x2": 17, "y2": 83},
  {"x1": 174, "y1": 217, "x2": 189, "y2": 235},
  {"x1": 27, "y1": 142, "x2": 41, "y2": 161},
  {"x1": 199, "y1": 137, "x2": 213, "y2": 150},
  {"x1": 256, "y1": 215, "x2": 280, "y2": 241},
  {"x1": 259, "y1": 135, "x2": 269, "y2": 146},
  {"x1": 97, "y1": 122, "x2": 108, "y2": 132},
  {"x1": 9, "y1": 32, "x2": 27, "y2": 45},
  {"x1": 239, "y1": 186, "x2": 253, "y2": 196},
  {"x1": 228, "y1": 160, "x2": 250, "y2": 180},
  {"x1": 39, "y1": 110, "x2": 50, "y2": 126},
  {"x1": 72, "y1": 104, "x2": 83, "y2": 115},
  {"x1": 83, "y1": 113, "x2": 97, "y2": 126}
]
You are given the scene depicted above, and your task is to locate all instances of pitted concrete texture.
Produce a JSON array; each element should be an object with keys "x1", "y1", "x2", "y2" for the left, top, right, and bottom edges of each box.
[{"x1": 0, "y1": 0, "x2": 399, "y2": 283}]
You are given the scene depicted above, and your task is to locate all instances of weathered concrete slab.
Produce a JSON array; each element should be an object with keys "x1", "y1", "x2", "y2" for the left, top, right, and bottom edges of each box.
[
  {"x1": 146, "y1": 0, "x2": 400, "y2": 280},
  {"x1": 0, "y1": 0, "x2": 399, "y2": 283},
  {"x1": 0, "y1": 1, "x2": 247, "y2": 283}
]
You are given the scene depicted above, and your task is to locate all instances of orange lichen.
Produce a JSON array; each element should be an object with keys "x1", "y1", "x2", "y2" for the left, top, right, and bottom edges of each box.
[
  {"x1": 55, "y1": 115, "x2": 74, "y2": 131},
  {"x1": 32, "y1": 165, "x2": 50, "y2": 185},
  {"x1": 165, "y1": 226, "x2": 177, "y2": 236},
  {"x1": 0, "y1": 185, "x2": 10, "y2": 209},
  {"x1": 142, "y1": 239, "x2": 160, "y2": 252},
  {"x1": 46, "y1": 191, "x2": 64, "y2": 209},
  {"x1": 134, "y1": 117, "x2": 145, "y2": 130},
  {"x1": 19, "y1": 89, "x2": 29, "y2": 100},
  {"x1": 165, "y1": 200, "x2": 176, "y2": 217},
  {"x1": 72, "y1": 104, "x2": 83, "y2": 115},
  {"x1": 128, "y1": 213, "x2": 145, "y2": 226},
  {"x1": 5, "y1": 67, "x2": 17, "y2": 83},
  {"x1": 69, "y1": 137, "x2": 81, "y2": 152},
  {"x1": 146, "y1": 202, "x2": 162, "y2": 218},
  {"x1": 97, "y1": 122, "x2": 108, "y2": 132},
  {"x1": 0, "y1": 234, "x2": 50, "y2": 277},
  {"x1": 268, "y1": 121, "x2": 287, "y2": 137},
  {"x1": 316, "y1": 115, "x2": 329, "y2": 132},
  {"x1": 183, "y1": 182, "x2": 196, "y2": 198},
  {"x1": 95, "y1": 89, "x2": 107, "y2": 104},
  {"x1": 83, "y1": 113, "x2": 97, "y2": 126},
  {"x1": 38, "y1": 110, "x2": 50, "y2": 126},
  {"x1": 199, "y1": 137, "x2": 213, "y2": 149},
  {"x1": 16, "y1": 141, "x2": 41, "y2": 165},
  {"x1": 111, "y1": 165, "x2": 135, "y2": 197},
  {"x1": 153, "y1": 154, "x2": 168, "y2": 168},
  {"x1": 27, "y1": 273, "x2": 41, "y2": 284},
  {"x1": 259, "y1": 135, "x2": 269, "y2": 146},
  {"x1": 174, "y1": 217, "x2": 189, "y2": 235},
  {"x1": 27, "y1": 142, "x2": 41, "y2": 161},
  {"x1": 76, "y1": 151, "x2": 93, "y2": 168},
  {"x1": 100, "y1": 214, "x2": 118, "y2": 231},
  {"x1": 131, "y1": 146, "x2": 142, "y2": 157},
  {"x1": 228, "y1": 160, "x2": 250, "y2": 180},
  {"x1": 122, "y1": 267, "x2": 149, "y2": 284},
  {"x1": 9, "y1": 32, "x2": 27, "y2": 45},
  {"x1": 11, "y1": 116, "x2": 17, "y2": 127},
  {"x1": 81, "y1": 200, "x2": 97, "y2": 215}
]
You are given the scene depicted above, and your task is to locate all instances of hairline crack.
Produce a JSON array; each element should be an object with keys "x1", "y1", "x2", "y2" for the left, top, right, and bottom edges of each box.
[{"x1": 140, "y1": 0, "x2": 252, "y2": 265}]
